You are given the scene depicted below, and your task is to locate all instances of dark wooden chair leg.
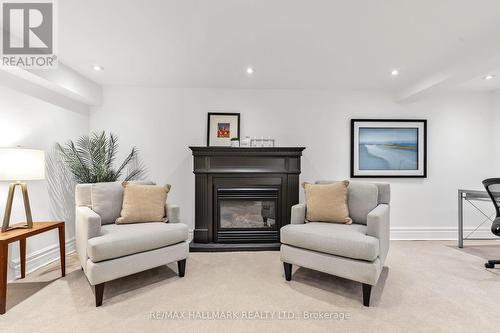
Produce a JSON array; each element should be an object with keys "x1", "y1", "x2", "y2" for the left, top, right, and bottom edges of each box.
[
  {"x1": 177, "y1": 259, "x2": 186, "y2": 277},
  {"x1": 95, "y1": 283, "x2": 105, "y2": 307},
  {"x1": 362, "y1": 283, "x2": 372, "y2": 307},
  {"x1": 283, "y1": 262, "x2": 292, "y2": 281}
]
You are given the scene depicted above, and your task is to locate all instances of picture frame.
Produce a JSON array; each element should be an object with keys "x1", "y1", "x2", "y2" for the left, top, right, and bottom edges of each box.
[
  {"x1": 350, "y1": 119, "x2": 427, "y2": 178},
  {"x1": 207, "y1": 112, "x2": 241, "y2": 147}
]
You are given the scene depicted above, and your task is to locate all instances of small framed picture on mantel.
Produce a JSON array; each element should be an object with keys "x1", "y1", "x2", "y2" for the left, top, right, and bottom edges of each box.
[
  {"x1": 351, "y1": 119, "x2": 427, "y2": 178},
  {"x1": 207, "y1": 112, "x2": 240, "y2": 147}
]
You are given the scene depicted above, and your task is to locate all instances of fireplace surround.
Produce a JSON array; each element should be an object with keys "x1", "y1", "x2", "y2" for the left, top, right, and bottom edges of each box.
[{"x1": 189, "y1": 146, "x2": 305, "y2": 251}]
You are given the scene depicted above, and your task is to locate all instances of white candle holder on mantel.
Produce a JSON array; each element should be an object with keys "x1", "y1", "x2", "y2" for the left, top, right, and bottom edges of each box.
[{"x1": 250, "y1": 137, "x2": 275, "y2": 147}]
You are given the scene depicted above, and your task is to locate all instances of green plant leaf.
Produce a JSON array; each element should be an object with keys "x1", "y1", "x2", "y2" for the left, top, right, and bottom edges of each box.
[{"x1": 56, "y1": 131, "x2": 145, "y2": 184}]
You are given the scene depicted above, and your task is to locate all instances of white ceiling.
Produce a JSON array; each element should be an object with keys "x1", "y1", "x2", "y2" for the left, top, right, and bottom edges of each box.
[
  {"x1": 454, "y1": 68, "x2": 500, "y2": 91},
  {"x1": 58, "y1": 0, "x2": 500, "y2": 93}
]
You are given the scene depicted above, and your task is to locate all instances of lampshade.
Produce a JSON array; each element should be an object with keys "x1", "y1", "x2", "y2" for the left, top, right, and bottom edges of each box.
[{"x1": 0, "y1": 148, "x2": 45, "y2": 181}]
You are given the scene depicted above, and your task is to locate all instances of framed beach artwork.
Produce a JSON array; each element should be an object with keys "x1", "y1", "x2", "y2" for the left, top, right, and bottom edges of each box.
[
  {"x1": 351, "y1": 119, "x2": 427, "y2": 178},
  {"x1": 207, "y1": 112, "x2": 240, "y2": 146}
]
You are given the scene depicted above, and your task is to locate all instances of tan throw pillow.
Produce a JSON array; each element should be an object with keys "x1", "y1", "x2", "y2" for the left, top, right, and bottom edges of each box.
[
  {"x1": 303, "y1": 181, "x2": 352, "y2": 224},
  {"x1": 116, "y1": 184, "x2": 172, "y2": 224}
]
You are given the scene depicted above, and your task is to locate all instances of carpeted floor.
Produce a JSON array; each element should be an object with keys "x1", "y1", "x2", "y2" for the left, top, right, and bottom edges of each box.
[{"x1": 1, "y1": 241, "x2": 500, "y2": 332}]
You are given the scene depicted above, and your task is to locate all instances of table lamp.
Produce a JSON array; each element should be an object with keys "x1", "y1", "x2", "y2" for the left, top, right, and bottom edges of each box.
[{"x1": 0, "y1": 148, "x2": 45, "y2": 232}]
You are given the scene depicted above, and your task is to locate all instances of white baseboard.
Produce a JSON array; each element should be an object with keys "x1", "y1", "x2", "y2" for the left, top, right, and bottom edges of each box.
[
  {"x1": 390, "y1": 227, "x2": 495, "y2": 240},
  {"x1": 8, "y1": 238, "x2": 75, "y2": 282}
]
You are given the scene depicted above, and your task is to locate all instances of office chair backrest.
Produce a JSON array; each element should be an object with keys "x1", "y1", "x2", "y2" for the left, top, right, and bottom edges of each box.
[{"x1": 482, "y1": 178, "x2": 500, "y2": 236}]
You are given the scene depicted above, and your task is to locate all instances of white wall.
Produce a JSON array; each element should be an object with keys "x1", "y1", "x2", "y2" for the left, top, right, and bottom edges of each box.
[
  {"x1": 0, "y1": 85, "x2": 89, "y2": 281},
  {"x1": 90, "y1": 87, "x2": 497, "y2": 239},
  {"x1": 492, "y1": 92, "x2": 500, "y2": 168}
]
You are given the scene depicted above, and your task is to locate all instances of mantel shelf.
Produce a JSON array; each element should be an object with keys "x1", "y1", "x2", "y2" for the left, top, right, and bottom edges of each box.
[{"x1": 189, "y1": 146, "x2": 305, "y2": 157}]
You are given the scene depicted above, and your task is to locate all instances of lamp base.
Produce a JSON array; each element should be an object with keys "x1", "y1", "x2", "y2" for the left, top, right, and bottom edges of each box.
[
  {"x1": 2, "y1": 223, "x2": 32, "y2": 232},
  {"x1": 1, "y1": 182, "x2": 34, "y2": 233}
]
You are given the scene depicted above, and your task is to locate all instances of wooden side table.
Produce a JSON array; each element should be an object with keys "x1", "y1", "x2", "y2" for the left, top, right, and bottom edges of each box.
[{"x1": 0, "y1": 221, "x2": 65, "y2": 314}]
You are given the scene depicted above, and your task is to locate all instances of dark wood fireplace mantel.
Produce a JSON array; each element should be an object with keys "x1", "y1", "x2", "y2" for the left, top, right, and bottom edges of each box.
[{"x1": 189, "y1": 146, "x2": 305, "y2": 252}]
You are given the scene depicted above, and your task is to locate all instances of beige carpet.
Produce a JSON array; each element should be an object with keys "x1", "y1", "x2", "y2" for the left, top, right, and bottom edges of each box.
[{"x1": 1, "y1": 241, "x2": 500, "y2": 333}]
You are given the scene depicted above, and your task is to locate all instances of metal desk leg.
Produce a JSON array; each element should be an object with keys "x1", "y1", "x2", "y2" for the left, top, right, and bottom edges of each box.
[{"x1": 458, "y1": 190, "x2": 464, "y2": 248}]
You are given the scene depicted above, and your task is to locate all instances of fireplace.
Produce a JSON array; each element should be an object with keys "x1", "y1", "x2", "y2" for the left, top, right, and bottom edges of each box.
[
  {"x1": 189, "y1": 146, "x2": 305, "y2": 251},
  {"x1": 215, "y1": 187, "x2": 280, "y2": 243}
]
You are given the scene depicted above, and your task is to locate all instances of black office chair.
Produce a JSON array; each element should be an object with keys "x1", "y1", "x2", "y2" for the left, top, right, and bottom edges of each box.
[{"x1": 482, "y1": 178, "x2": 500, "y2": 268}]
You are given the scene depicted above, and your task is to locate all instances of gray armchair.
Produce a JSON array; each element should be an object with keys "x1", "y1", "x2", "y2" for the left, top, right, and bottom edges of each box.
[
  {"x1": 75, "y1": 182, "x2": 189, "y2": 307},
  {"x1": 280, "y1": 181, "x2": 390, "y2": 306}
]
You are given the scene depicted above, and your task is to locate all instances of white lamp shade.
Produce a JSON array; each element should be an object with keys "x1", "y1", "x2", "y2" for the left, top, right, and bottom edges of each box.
[{"x1": 0, "y1": 148, "x2": 45, "y2": 181}]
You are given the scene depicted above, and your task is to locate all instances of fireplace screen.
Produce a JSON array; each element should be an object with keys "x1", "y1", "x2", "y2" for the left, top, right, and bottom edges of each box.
[{"x1": 220, "y1": 200, "x2": 276, "y2": 229}]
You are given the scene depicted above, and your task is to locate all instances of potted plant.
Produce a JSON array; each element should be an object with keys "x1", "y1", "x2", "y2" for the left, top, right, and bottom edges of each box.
[
  {"x1": 55, "y1": 131, "x2": 146, "y2": 183},
  {"x1": 230, "y1": 137, "x2": 240, "y2": 147}
]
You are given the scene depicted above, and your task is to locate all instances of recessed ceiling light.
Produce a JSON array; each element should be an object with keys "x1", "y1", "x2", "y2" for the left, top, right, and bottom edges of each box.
[
  {"x1": 246, "y1": 67, "x2": 254, "y2": 75},
  {"x1": 483, "y1": 75, "x2": 495, "y2": 80},
  {"x1": 92, "y1": 65, "x2": 104, "y2": 71},
  {"x1": 391, "y1": 69, "x2": 399, "y2": 76}
]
